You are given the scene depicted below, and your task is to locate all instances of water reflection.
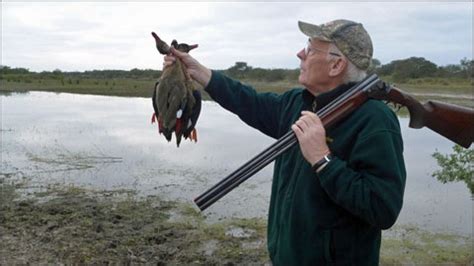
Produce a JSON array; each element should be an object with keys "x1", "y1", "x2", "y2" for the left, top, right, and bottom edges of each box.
[{"x1": 1, "y1": 91, "x2": 471, "y2": 236}]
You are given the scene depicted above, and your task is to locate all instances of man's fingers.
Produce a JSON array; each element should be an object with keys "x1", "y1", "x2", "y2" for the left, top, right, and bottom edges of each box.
[
  {"x1": 163, "y1": 60, "x2": 174, "y2": 67},
  {"x1": 163, "y1": 54, "x2": 176, "y2": 70},
  {"x1": 295, "y1": 119, "x2": 309, "y2": 131},
  {"x1": 291, "y1": 124, "x2": 303, "y2": 139},
  {"x1": 298, "y1": 113, "x2": 317, "y2": 129},
  {"x1": 170, "y1": 46, "x2": 187, "y2": 58},
  {"x1": 301, "y1": 111, "x2": 322, "y2": 125},
  {"x1": 299, "y1": 116, "x2": 314, "y2": 127},
  {"x1": 164, "y1": 55, "x2": 176, "y2": 62}
]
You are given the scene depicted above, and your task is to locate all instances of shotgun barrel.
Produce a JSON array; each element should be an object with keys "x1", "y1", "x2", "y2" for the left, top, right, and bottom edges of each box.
[{"x1": 194, "y1": 74, "x2": 382, "y2": 211}]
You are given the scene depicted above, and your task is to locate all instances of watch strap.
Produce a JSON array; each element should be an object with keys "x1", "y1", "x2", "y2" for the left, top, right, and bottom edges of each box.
[{"x1": 311, "y1": 154, "x2": 332, "y2": 173}]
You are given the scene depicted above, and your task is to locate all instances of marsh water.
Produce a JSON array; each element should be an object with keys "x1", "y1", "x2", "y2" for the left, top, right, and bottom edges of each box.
[{"x1": 1, "y1": 91, "x2": 472, "y2": 236}]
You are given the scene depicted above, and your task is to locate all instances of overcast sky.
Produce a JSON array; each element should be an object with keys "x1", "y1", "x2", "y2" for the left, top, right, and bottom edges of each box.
[{"x1": 1, "y1": 2, "x2": 472, "y2": 72}]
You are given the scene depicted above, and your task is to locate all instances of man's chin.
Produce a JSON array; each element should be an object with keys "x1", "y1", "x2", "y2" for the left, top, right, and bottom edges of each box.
[{"x1": 298, "y1": 76, "x2": 306, "y2": 87}]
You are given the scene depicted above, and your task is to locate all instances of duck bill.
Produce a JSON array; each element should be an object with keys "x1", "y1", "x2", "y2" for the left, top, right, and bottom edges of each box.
[{"x1": 188, "y1": 44, "x2": 198, "y2": 51}]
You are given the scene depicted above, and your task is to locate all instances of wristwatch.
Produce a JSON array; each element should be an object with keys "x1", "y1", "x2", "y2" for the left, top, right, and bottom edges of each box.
[{"x1": 311, "y1": 153, "x2": 333, "y2": 173}]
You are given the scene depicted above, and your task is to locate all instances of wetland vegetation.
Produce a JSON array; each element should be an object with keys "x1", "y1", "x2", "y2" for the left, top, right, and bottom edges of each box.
[{"x1": 1, "y1": 56, "x2": 473, "y2": 107}]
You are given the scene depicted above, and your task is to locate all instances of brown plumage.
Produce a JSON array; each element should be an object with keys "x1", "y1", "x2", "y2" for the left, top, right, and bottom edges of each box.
[{"x1": 151, "y1": 32, "x2": 201, "y2": 147}]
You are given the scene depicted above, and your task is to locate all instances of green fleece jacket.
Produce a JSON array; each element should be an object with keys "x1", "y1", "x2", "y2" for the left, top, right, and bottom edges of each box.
[{"x1": 205, "y1": 71, "x2": 406, "y2": 265}]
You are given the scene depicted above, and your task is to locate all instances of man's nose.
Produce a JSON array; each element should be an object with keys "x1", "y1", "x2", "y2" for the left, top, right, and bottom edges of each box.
[{"x1": 297, "y1": 48, "x2": 305, "y2": 60}]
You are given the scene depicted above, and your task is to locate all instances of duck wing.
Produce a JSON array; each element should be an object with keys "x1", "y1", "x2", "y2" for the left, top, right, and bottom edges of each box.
[
  {"x1": 152, "y1": 81, "x2": 160, "y2": 119},
  {"x1": 156, "y1": 74, "x2": 188, "y2": 145},
  {"x1": 182, "y1": 89, "x2": 202, "y2": 141}
]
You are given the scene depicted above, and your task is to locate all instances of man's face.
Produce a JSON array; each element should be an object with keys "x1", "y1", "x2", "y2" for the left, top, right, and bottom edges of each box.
[{"x1": 297, "y1": 39, "x2": 335, "y2": 94}]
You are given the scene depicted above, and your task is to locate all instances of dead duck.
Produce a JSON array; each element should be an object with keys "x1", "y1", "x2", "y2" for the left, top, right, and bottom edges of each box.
[{"x1": 150, "y1": 32, "x2": 202, "y2": 147}]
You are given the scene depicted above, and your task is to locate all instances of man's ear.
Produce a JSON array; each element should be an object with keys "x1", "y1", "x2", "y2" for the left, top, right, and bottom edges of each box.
[{"x1": 328, "y1": 57, "x2": 347, "y2": 77}]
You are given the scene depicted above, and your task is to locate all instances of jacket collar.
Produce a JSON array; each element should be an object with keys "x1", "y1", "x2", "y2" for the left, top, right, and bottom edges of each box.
[{"x1": 302, "y1": 82, "x2": 356, "y2": 112}]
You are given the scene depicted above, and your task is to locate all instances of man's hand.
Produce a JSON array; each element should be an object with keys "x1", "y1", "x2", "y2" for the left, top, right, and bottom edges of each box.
[
  {"x1": 163, "y1": 47, "x2": 212, "y2": 87},
  {"x1": 291, "y1": 111, "x2": 331, "y2": 166}
]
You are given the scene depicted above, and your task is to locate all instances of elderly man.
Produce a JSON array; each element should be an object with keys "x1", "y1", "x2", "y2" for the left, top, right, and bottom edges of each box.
[{"x1": 165, "y1": 19, "x2": 406, "y2": 265}]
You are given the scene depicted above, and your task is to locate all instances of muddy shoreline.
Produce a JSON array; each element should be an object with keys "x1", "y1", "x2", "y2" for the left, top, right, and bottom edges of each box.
[
  {"x1": 0, "y1": 181, "x2": 269, "y2": 265},
  {"x1": 1, "y1": 176, "x2": 472, "y2": 265}
]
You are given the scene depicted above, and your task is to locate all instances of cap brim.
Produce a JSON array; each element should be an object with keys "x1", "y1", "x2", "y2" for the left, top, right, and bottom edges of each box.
[{"x1": 298, "y1": 21, "x2": 332, "y2": 42}]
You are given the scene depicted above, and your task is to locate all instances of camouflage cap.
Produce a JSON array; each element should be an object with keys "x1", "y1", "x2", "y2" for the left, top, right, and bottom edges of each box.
[{"x1": 298, "y1": 19, "x2": 373, "y2": 70}]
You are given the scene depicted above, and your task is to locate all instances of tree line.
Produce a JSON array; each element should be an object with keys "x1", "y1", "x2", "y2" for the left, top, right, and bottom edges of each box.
[
  {"x1": 1, "y1": 57, "x2": 472, "y2": 83},
  {"x1": 223, "y1": 57, "x2": 473, "y2": 82}
]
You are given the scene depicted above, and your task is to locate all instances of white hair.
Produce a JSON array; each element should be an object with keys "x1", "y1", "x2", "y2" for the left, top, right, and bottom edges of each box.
[{"x1": 328, "y1": 43, "x2": 367, "y2": 83}]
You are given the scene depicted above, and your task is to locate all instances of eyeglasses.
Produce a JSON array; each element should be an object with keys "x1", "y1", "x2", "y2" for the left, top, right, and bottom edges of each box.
[{"x1": 304, "y1": 40, "x2": 341, "y2": 57}]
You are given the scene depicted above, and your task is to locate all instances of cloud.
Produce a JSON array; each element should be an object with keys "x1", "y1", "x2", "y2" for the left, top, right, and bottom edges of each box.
[{"x1": 2, "y1": 2, "x2": 472, "y2": 71}]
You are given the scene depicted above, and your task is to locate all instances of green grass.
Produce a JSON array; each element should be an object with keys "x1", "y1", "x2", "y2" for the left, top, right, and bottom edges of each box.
[
  {"x1": 380, "y1": 224, "x2": 472, "y2": 265},
  {"x1": 1, "y1": 75, "x2": 472, "y2": 107},
  {"x1": 387, "y1": 76, "x2": 473, "y2": 94},
  {"x1": 0, "y1": 77, "x2": 156, "y2": 98}
]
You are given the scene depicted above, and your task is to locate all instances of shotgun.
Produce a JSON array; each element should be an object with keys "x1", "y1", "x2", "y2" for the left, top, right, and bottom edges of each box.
[{"x1": 194, "y1": 74, "x2": 474, "y2": 211}]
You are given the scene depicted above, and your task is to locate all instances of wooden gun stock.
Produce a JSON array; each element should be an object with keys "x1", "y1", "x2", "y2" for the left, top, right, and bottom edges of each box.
[{"x1": 381, "y1": 87, "x2": 474, "y2": 148}]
